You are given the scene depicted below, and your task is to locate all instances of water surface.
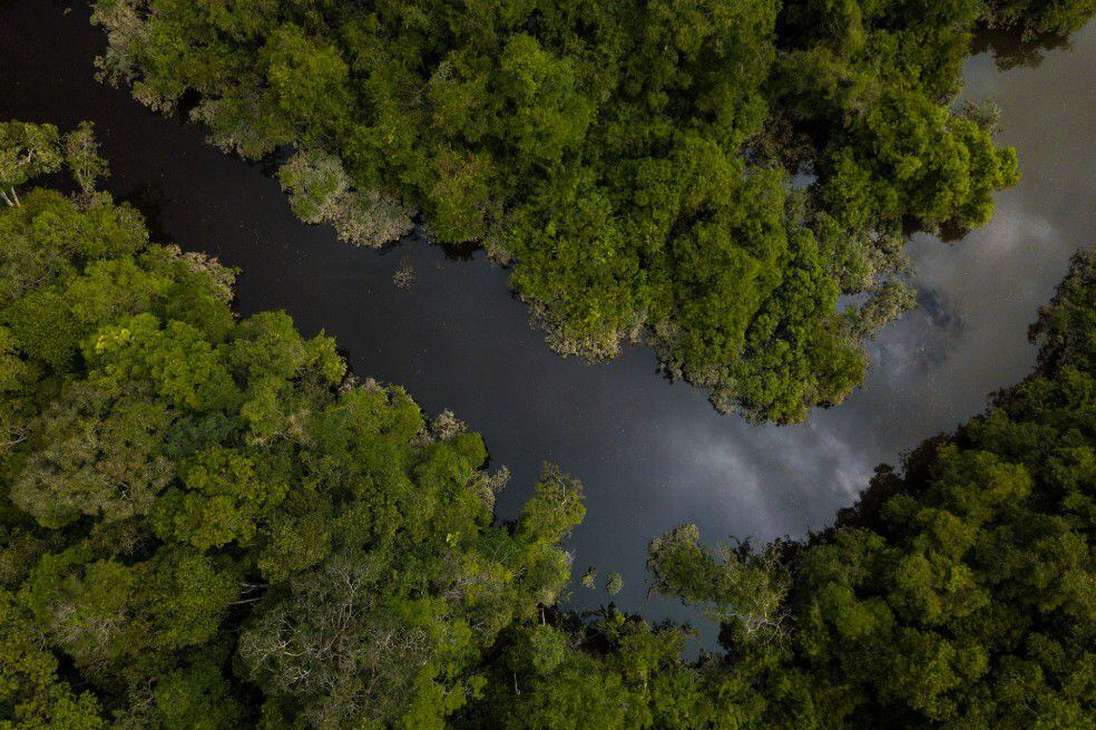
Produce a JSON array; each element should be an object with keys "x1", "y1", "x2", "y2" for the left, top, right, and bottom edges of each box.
[{"x1": 2, "y1": 1, "x2": 1094, "y2": 632}]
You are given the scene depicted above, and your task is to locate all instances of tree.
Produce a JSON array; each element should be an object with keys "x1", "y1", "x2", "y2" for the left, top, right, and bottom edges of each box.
[
  {"x1": 983, "y1": 0, "x2": 1096, "y2": 38},
  {"x1": 261, "y1": 24, "x2": 352, "y2": 144},
  {"x1": 277, "y1": 149, "x2": 414, "y2": 248},
  {"x1": 604, "y1": 572, "x2": 624, "y2": 597},
  {"x1": 0, "y1": 592, "x2": 107, "y2": 729},
  {"x1": 648, "y1": 525, "x2": 791, "y2": 643},
  {"x1": 0, "y1": 119, "x2": 112, "y2": 207},
  {"x1": 63, "y1": 122, "x2": 109, "y2": 197},
  {"x1": 0, "y1": 122, "x2": 62, "y2": 207}
]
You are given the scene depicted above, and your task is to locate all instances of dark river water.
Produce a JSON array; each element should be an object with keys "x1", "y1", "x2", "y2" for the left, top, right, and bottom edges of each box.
[{"x1": 3, "y1": 1, "x2": 1095, "y2": 634}]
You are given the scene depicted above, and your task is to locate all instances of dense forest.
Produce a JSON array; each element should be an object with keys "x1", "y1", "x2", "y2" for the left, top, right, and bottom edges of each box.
[
  {"x1": 0, "y1": 123, "x2": 585, "y2": 728},
  {"x1": 86, "y1": 0, "x2": 1093, "y2": 422},
  {"x1": 1, "y1": 124, "x2": 1093, "y2": 728}
]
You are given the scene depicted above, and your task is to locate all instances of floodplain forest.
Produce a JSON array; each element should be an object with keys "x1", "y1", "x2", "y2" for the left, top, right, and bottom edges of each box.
[
  {"x1": 3, "y1": 0, "x2": 1096, "y2": 727},
  {"x1": 0, "y1": 116, "x2": 1093, "y2": 728},
  {"x1": 91, "y1": 0, "x2": 1092, "y2": 421}
]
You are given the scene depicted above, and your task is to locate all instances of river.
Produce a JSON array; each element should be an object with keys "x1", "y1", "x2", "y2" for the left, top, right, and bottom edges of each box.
[{"x1": 3, "y1": 0, "x2": 1095, "y2": 634}]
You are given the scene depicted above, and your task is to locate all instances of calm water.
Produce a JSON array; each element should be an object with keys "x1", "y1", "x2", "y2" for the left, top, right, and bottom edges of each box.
[{"x1": 3, "y1": 1, "x2": 1095, "y2": 632}]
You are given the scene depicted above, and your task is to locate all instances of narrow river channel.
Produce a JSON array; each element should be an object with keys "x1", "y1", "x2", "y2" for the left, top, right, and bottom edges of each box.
[{"x1": 3, "y1": 0, "x2": 1094, "y2": 631}]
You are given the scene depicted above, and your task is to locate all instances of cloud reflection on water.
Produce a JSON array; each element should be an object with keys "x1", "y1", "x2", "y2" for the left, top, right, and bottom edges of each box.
[{"x1": 562, "y1": 21, "x2": 1096, "y2": 628}]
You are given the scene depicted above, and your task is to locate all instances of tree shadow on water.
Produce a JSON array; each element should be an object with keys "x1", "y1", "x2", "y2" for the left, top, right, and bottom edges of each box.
[
  {"x1": 119, "y1": 181, "x2": 171, "y2": 243},
  {"x1": 972, "y1": 28, "x2": 1073, "y2": 70}
]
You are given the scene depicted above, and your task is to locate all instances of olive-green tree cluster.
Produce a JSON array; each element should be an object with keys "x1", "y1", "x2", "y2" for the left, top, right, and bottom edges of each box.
[
  {"x1": 459, "y1": 246, "x2": 1096, "y2": 728},
  {"x1": 85, "y1": 0, "x2": 1090, "y2": 422},
  {"x1": 0, "y1": 120, "x2": 108, "y2": 208},
  {"x1": 0, "y1": 124, "x2": 585, "y2": 729}
]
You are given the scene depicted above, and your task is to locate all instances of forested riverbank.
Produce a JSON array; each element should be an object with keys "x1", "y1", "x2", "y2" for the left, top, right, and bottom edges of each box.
[
  {"x1": 5, "y1": 0, "x2": 1096, "y2": 631},
  {"x1": 1, "y1": 125, "x2": 1093, "y2": 727},
  {"x1": 2, "y1": 1, "x2": 1096, "y2": 726},
  {"x1": 88, "y1": 0, "x2": 1094, "y2": 421}
]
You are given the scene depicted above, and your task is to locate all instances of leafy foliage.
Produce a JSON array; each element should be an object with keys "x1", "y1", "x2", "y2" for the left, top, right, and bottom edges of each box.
[
  {"x1": 0, "y1": 137, "x2": 582, "y2": 728},
  {"x1": 984, "y1": 0, "x2": 1096, "y2": 37}
]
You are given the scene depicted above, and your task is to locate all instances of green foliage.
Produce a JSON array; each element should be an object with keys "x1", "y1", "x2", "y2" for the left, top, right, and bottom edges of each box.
[
  {"x1": 0, "y1": 120, "x2": 111, "y2": 210},
  {"x1": 63, "y1": 122, "x2": 110, "y2": 197},
  {"x1": 821, "y1": 90, "x2": 1021, "y2": 232},
  {"x1": 0, "y1": 122, "x2": 62, "y2": 207},
  {"x1": 0, "y1": 175, "x2": 581, "y2": 728},
  {"x1": 648, "y1": 525, "x2": 791, "y2": 642},
  {"x1": 984, "y1": 0, "x2": 1096, "y2": 37},
  {"x1": 87, "y1": 0, "x2": 1086, "y2": 421},
  {"x1": 0, "y1": 592, "x2": 107, "y2": 729},
  {"x1": 778, "y1": 289, "x2": 1096, "y2": 725},
  {"x1": 1029, "y1": 247, "x2": 1096, "y2": 374},
  {"x1": 605, "y1": 572, "x2": 624, "y2": 597}
]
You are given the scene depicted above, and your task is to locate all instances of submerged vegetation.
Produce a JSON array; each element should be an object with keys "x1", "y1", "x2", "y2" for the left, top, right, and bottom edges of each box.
[
  {"x1": 1, "y1": 124, "x2": 1093, "y2": 728},
  {"x1": 86, "y1": 0, "x2": 1096, "y2": 421}
]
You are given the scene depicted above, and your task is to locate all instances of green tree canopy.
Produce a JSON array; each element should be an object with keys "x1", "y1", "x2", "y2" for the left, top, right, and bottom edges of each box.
[{"x1": 0, "y1": 138, "x2": 583, "y2": 728}]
